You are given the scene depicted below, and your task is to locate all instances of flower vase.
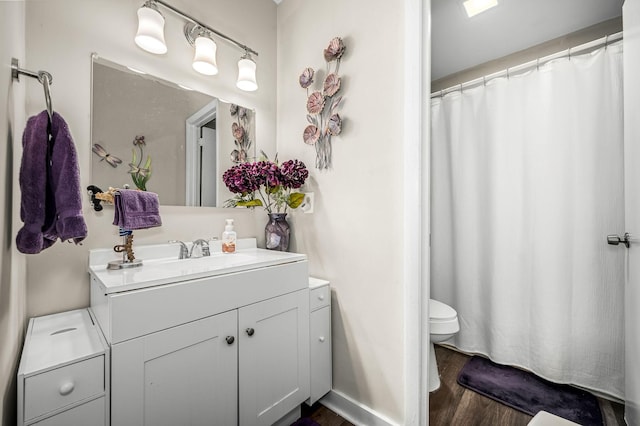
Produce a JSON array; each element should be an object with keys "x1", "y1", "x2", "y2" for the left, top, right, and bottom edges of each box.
[{"x1": 265, "y1": 213, "x2": 290, "y2": 251}]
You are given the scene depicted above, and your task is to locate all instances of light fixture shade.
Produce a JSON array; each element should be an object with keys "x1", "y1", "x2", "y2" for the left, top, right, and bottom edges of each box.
[
  {"x1": 237, "y1": 56, "x2": 258, "y2": 92},
  {"x1": 135, "y1": 5, "x2": 167, "y2": 54},
  {"x1": 192, "y1": 36, "x2": 219, "y2": 75}
]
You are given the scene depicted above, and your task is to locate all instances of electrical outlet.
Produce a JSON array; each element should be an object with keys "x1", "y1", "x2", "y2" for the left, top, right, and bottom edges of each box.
[{"x1": 299, "y1": 192, "x2": 314, "y2": 214}]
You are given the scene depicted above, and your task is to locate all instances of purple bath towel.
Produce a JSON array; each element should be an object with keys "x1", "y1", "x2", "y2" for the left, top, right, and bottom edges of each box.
[
  {"x1": 113, "y1": 189, "x2": 162, "y2": 230},
  {"x1": 17, "y1": 111, "x2": 87, "y2": 254}
]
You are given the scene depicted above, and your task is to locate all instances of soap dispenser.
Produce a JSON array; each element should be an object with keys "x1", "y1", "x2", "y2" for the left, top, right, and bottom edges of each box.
[{"x1": 222, "y1": 219, "x2": 237, "y2": 253}]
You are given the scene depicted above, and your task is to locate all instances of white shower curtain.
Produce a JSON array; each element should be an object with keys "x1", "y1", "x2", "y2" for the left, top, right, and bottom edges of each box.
[{"x1": 431, "y1": 42, "x2": 625, "y2": 398}]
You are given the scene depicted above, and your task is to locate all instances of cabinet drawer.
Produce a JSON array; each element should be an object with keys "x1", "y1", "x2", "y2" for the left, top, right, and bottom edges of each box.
[
  {"x1": 32, "y1": 396, "x2": 105, "y2": 426},
  {"x1": 24, "y1": 356, "x2": 104, "y2": 421},
  {"x1": 310, "y1": 286, "x2": 330, "y2": 311}
]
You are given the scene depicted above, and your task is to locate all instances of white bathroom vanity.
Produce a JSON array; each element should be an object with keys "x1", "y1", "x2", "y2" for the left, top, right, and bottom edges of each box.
[{"x1": 88, "y1": 239, "x2": 313, "y2": 426}]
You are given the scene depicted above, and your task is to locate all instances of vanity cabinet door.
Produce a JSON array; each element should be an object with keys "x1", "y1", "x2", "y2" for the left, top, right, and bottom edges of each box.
[
  {"x1": 111, "y1": 310, "x2": 238, "y2": 426},
  {"x1": 238, "y1": 289, "x2": 310, "y2": 426},
  {"x1": 308, "y1": 305, "x2": 332, "y2": 405}
]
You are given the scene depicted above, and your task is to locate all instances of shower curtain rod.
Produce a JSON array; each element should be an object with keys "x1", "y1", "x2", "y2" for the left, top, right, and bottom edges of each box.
[{"x1": 431, "y1": 31, "x2": 623, "y2": 99}]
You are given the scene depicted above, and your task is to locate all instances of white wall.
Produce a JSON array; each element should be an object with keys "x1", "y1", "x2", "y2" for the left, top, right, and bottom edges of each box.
[
  {"x1": 0, "y1": 3, "x2": 27, "y2": 425},
  {"x1": 277, "y1": 1, "x2": 408, "y2": 422},
  {"x1": 23, "y1": 0, "x2": 276, "y2": 317},
  {"x1": 7, "y1": 1, "x2": 426, "y2": 424},
  {"x1": 432, "y1": 17, "x2": 623, "y2": 92}
]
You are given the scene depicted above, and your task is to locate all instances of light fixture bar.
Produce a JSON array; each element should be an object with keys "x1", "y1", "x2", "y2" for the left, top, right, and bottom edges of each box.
[{"x1": 152, "y1": 0, "x2": 258, "y2": 57}]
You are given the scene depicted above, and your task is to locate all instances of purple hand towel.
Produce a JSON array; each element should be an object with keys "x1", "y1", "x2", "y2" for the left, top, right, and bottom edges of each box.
[
  {"x1": 16, "y1": 111, "x2": 87, "y2": 254},
  {"x1": 113, "y1": 189, "x2": 162, "y2": 230}
]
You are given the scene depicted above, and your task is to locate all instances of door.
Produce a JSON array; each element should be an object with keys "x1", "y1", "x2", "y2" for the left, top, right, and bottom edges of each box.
[
  {"x1": 624, "y1": 0, "x2": 640, "y2": 423},
  {"x1": 111, "y1": 311, "x2": 238, "y2": 426},
  {"x1": 199, "y1": 126, "x2": 217, "y2": 207},
  {"x1": 238, "y1": 290, "x2": 310, "y2": 426}
]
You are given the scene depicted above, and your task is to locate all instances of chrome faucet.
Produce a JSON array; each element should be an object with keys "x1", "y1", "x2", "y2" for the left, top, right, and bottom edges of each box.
[
  {"x1": 190, "y1": 239, "x2": 211, "y2": 258},
  {"x1": 169, "y1": 240, "x2": 189, "y2": 259}
]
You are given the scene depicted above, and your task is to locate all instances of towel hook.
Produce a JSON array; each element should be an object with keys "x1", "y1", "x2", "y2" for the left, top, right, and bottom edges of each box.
[{"x1": 11, "y1": 58, "x2": 54, "y2": 122}]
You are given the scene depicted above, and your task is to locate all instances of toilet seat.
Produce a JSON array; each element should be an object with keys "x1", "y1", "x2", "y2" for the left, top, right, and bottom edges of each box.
[
  {"x1": 429, "y1": 299, "x2": 459, "y2": 335},
  {"x1": 429, "y1": 299, "x2": 457, "y2": 321}
]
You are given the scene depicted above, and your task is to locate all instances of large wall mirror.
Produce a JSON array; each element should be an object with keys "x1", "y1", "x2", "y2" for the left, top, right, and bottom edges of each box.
[{"x1": 91, "y1": 55, "x2": 256, "y2": 207}]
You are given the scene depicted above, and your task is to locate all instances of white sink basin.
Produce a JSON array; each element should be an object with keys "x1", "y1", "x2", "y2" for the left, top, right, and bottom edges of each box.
[{"x1": 88, "y1": 239, "x2": 307, "y2": 294}]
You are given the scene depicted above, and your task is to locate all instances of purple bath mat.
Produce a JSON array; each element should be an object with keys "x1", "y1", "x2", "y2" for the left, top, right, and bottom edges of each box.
[{"x1": 457, "y1": 356, "x2": 603, "y2": 425}]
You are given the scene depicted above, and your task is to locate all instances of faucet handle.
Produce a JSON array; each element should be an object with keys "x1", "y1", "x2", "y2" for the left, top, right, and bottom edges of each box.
[
  {"x1": 168, "y1": 240, "x2": 189, "y2": 259},
  {"x1": 190, "y1": 239, "x2": 211, "y2": 258}
]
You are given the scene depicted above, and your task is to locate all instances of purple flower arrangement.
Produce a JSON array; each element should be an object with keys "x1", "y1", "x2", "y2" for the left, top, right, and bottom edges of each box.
[{"x1": 222, "y1": 158, "x2": 309, "y2": 213}]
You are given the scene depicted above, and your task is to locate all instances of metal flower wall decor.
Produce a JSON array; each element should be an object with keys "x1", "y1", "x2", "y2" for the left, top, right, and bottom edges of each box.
[
  {"x1": 129, "y1": 135, "x2": 152, "y2": 191},
  {"x1": 300, "y1": 37, "x2": 346, "y2": 170},
  {"x1": 230, "y1": 104, "x2": 253, "y2": 163}
]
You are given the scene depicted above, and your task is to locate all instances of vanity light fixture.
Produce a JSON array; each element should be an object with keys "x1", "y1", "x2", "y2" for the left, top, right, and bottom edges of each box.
[
  {"x1": 134, "y1": 0, "x2": 259, "y2": 91},
  {"x1": 188, "y1": 26, "x2": 219, "y2": 76},
  {"x1": 463, "y1": 0, "x2": 498, "y2": 17},
  {"x1": 134, "y1": 2, "x2": 167, "y2": 54},
  {"x1": 237, "y1": 51, "x2": 258, "y2": 92}
]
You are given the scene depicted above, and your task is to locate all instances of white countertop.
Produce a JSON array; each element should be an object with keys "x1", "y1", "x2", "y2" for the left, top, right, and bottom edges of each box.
[
  {"x1": 19, "y1": 309, "x2": 105, "y2": 375},
  {"x1": 89, "y1": 239, "x2": 307, "y2": 294}
]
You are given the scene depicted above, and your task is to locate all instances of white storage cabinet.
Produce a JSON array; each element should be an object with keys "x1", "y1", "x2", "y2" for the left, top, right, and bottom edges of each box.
[
  {"x1": 307, "y1": 277, "x2": 332, "y2": 405},
  {"x1": 17, "y1": 309, "x2": 109, "y2": 426}
]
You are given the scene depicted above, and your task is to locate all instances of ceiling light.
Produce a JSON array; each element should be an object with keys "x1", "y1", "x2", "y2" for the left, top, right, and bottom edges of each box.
[
  {"x1": 135, "y1": 2, "x2": 167, "y2": 54},
  {"x1": 236, "y1": 52, "x2": 258, "y2": 92},
  {"x1": 463, "y1": 0, "x2": 498, "y2": 17}
]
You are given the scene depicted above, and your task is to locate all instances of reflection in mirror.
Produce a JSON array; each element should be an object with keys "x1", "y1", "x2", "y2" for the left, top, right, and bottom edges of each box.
[{"x1": 91, "y1": 55, "x2": 256, "y2": 207}]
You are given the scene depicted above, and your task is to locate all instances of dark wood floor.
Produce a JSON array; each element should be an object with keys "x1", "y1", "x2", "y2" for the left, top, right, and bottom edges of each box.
[
  {"x1": 429, "y1": 345, "x2": 626, "y2": 426},
  {"x1": 301, "y1": 403, "x2": 354, "y2": 426},
  {"x1": 302, "y1": 346, "x2": 625, "y2": 425}
]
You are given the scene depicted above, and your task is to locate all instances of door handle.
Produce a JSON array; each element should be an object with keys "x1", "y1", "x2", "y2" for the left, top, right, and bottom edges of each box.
[{"x1": 607, "y1": 232, "x2": 631, "y2": 248}]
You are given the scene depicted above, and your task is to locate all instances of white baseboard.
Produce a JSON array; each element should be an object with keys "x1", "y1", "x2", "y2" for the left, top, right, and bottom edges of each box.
[{"x1": 319, "y1": 390, "x2": 399, "y2": 426}]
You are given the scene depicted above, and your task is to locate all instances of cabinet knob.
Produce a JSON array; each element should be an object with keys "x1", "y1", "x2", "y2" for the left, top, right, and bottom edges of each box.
[
  {"x1": 246, "y1": 328, "x2": 255, "y2": 337},
  {"x1": 225, "y1": 336, "x2": 235, "y2": 345},
  {"x1": 59, "y1": 381, "x2": 75, "y2": 396},
  {"x1": 318, "y1": 294, "x2": 325, "y2": 301},
  {"x1": 318, "y1": 336, "x2": 325, "y2": 343}
]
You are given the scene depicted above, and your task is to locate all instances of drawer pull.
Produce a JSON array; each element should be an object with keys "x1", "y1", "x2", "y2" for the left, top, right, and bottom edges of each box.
[
  {"x1": 225, "y1": 336, "x2": 235, "y2": 345},
  {"x1": 59, "y1": 381, "x2": 75, "y2": 396},
  {"x1": 246, "y1": 328, "x2": 255, "y2": 337},
  {"x1": 318, "y1": 294, "x2": 325, "y2": 301},
  {"x1": 318, "y1": 336, "x2": 325, "y2": 342}
]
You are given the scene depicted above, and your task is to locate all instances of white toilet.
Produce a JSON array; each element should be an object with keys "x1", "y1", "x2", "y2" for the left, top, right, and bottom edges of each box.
[{"x1": 429, "y1": 298, "x2": 460, "y2": 392}]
